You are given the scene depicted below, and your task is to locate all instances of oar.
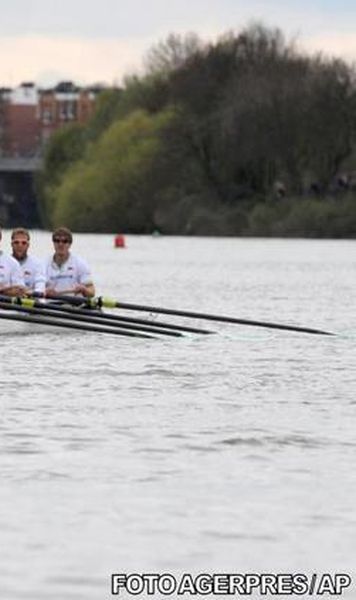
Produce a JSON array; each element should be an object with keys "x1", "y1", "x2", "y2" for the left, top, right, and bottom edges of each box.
[
  {"x1": 0, "y1": 308, "x2": 155, "y2": 339},
  {"x1": 0, "y1": 299, "x2": 183, "y2": 338},
  {"x1": 3, "y1": 295, "x2": 211, "y2": 335},
  {"x1": 43, "y1": 294, "x2": 334, "y2": 336}
]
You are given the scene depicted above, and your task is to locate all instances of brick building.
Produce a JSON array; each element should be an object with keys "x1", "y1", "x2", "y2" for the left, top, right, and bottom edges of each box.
[
  {"x1": 0, "y1": 83, "x2": 40, "y2": 156},
  {"x1": 38, "y1": 81, "x2": 100, "y2": 146},
  {"x1": 0, "y1": 81, "x2": 103, "y2": 226},
  {"x1": 0, "y1": 81, "x2": 102, "y2": 157}
]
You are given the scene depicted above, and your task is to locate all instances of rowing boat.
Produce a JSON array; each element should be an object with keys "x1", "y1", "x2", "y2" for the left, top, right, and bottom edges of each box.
[
  {"x1": 0, "y1": 298, "x2": 105, "y2": 336},
  {"x1": 0, "y1": 303, "x2": 162, "y2": 339}
]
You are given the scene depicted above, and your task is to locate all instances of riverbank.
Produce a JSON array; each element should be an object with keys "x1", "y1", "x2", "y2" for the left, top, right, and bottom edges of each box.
[{"x1": 150, "y1": 193, "x2": 356, "y2": 238}]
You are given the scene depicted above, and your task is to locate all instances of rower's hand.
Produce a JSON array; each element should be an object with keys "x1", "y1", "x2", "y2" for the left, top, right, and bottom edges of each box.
[
  {"x1": 45, "y1": 288, "x2": 58, "y2": 298},
  {"x1": 73, "y1": 284, "x2": 90, "y2": 296}
]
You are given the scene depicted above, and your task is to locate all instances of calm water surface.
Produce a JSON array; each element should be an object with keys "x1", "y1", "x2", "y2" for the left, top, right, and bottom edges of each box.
[{"x1": 0, "y1": 233, "x2": 355, "y2": 599}]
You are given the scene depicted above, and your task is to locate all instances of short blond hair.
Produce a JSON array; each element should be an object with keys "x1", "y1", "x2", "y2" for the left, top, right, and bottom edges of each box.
[{"x1": 11, "y1": 227, "x2": 30, "y2": 240}]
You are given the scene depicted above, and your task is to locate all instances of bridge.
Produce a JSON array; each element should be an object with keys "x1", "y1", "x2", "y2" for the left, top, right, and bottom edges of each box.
[
  {"x1": 0, "y1": 156, "x2": 43, "y2": 226},
  {"x1": 0, "y1": 156, "x2": 43, "y2": 173}
]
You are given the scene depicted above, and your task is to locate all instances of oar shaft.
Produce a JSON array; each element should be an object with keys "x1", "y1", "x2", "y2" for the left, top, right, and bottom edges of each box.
[
  {"x1": 0, "y1": 301, "x2": 182, "y2": 338},
  {"x1": 24, "y1": 293, "x2": 335, "y2": 336},
  {"x1": 19, "y1": 294, "x2": 212, "y2": 335},
  {"x1": 109, "y1": 301, "x2": 334, "y2": 336},
  {"x1": 0, "y1": 309, "x2": 154, "y2": 338},
  {"x1": 42, "y1": 302, "x2": 210, "y2": 334}
]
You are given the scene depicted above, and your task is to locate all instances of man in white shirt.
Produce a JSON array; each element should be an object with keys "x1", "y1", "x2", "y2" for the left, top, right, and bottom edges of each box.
[
  {"x1": 0, "y1": 225, "x2": 26, "y2": 296},
  {"x1": 45, "y1": 227, "x2": 95, "y2": 298},
  {"x1": 11, "y1": 228, "x2": 46, "y2": 296}
]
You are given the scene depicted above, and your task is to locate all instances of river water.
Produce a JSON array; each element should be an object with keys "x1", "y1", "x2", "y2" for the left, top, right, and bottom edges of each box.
[{"x1": 0, "y1": 233, "x2": 355, "y2": 599}]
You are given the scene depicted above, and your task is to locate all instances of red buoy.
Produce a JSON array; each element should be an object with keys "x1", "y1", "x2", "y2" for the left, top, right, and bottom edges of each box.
[{"x1": 114, "y1": 234, "x2": 126, "y2": 248}]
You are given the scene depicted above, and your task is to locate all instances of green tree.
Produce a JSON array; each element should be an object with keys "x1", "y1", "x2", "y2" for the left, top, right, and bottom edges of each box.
[
  {"x1": 36, "y1": 123, "x2": 85, "y2": 226},
  {"x1": 51, "y1": 109, "x2": 177, "y2": 232},
  {"x1": 85, "y1": 88, "x2": 123, "y2": 141},
  {"x1": 38, "y1": 23, "x2": 356, "y2": 237}
]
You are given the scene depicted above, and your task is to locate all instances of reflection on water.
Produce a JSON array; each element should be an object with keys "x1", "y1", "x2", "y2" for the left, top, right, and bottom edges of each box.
[{"x1": 0, "y1": 234, "x2": 355, "y2": 598}]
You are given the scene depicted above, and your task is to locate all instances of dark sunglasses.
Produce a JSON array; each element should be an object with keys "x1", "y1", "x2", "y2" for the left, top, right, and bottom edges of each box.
[
  {"x1": 53, "y1": 238, "x2": 71, "y2": 244},
  {"x1": 12, "y1": 240, "x2": 29, "y2": 245}
]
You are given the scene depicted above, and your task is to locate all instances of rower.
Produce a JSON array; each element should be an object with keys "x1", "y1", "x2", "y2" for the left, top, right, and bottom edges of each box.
[
  {"x1": 0, "y1": 224, "x2": 26, "y2": 297},
  {"x1": 11, "y1": 227, "x2": 46, "y2": 296},
  {"x1": 45, "y1": 227, "x2": 95, "y2": 298}
]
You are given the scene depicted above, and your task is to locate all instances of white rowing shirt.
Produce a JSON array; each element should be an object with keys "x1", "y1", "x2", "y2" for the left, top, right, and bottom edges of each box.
[
  {"x1": 46, "y1": 253, "x2": 93, "y2": 293},
  {"x1": 16, "y1": 255, "x2": 46, "y2": 294},
  {"x1": 0, "y1": 251, "x2": 25, "y2": 288}
]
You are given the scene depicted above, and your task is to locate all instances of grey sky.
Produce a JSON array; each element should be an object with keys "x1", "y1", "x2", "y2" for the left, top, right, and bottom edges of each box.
[
  {"x1": 2, "y1": 0, "x2": 350, "y2": 38},
  {"x1": 1, "y1": 0, "x2": 356, "y2": 87},
  {"x1": 1, "y1": 0, "x2": 242, "y2": 37}
]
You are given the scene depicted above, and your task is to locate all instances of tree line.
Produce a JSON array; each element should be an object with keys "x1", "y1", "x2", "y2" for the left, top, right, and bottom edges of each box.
[{"x1": 37, "y1": 24, "x2": 356, "y2": 237}]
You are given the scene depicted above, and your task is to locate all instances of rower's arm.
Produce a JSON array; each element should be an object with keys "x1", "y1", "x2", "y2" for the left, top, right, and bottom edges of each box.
[
  {"x1": 45, "y1": 283, "x2": 95, "y2": 298},
  {"x1": 0, "y1": 285, "x2": 26, "y2": 297}
]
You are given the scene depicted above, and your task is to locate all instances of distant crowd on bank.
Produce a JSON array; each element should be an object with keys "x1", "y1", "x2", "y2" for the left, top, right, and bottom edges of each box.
[{"x1": 0, "y1": 226, "x2": 95, "y2": 299}]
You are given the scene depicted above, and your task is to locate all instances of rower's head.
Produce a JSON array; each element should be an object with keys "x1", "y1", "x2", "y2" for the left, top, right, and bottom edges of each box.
[
  {"x1": 52, "y1": 227, "x2": 73, "y2": 259},
  {"x1": 11, "y1": 227, "x2": 30, "y2": 260}
]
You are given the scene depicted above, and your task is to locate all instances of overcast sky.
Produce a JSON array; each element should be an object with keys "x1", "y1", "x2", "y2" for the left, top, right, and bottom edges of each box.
[{"x1": 1, "y1": 0, "x2": 356, "y2": 88}]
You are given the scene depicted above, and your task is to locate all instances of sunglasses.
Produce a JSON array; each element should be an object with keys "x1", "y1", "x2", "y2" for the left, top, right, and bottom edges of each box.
[
  {"x1": 53, "y1": 238, "x2": 71, "y2": 244},
  {"x1": 12, "y1": 240, "x2": 29, "y2": 245}
]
